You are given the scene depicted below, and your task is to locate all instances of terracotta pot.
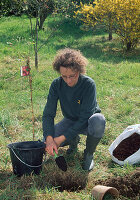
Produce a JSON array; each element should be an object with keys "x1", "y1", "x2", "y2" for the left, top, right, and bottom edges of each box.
[{"x1": 91, "y1": 185, "x2": 119, "y2": 200}]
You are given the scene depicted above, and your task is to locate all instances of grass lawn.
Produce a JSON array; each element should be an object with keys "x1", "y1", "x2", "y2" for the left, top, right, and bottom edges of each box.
[{"x1": 0, "y1": 15, "x2": 140, "y2": 200}]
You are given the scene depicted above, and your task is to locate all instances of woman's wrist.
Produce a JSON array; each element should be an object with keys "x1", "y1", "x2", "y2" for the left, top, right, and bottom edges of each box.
[{"x1": 54, "y1": 135, "x2": 66, "y2": 147}]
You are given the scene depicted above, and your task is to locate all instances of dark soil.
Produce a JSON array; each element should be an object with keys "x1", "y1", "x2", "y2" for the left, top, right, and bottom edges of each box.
[
  {"x1": 96, "y1": 168, "x2": 140, "y2": 200},
  {"x1": 113, "y1": 133, "x2": 140, "y2": 161}
]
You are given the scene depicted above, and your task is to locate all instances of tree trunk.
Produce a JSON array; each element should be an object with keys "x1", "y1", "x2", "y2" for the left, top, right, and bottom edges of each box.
[
  {"x1": 39, "y1": 14, "x2": 46, "y2": 30},
  {"x1": 39, "y1": 9, "x2": 48, "y2": 30},
  {"x1": 108, "y1": 17, "x2": 112, "y2": 41},
  {"x1": 109, "y1": 24, "x2": 112, "y2": 40},
  {"x1": 126, "y1": 42, "x2": 132, "y2": 51},
  {"x1": 35, "y1": 16, "x2": 38, "y2": 69},
  {"x1": 109, "y1": 30, "x2": 112, "y2": 40},
  {"x1": 35, "y1": 49, "x2": 38, "y2": 69}
]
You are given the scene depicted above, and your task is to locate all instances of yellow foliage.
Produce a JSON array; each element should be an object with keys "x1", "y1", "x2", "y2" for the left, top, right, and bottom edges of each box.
[{"x1": 75, "y1": 0, "x2": 140, "y2": 50}]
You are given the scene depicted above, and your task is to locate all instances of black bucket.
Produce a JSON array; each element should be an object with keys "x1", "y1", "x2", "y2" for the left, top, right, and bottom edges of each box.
[{"x1": 7, "y1": 141, "x2": 46, "y2": 177}]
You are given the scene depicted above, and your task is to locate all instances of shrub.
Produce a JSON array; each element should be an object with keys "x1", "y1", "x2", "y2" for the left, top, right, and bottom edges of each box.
[
  {"x1": 0, "y1": 0, "x2": 24, "y2": 16},
  {"x1": 75, "y1": 0, "x2": 140, "y2": 50},
  {"x1": 114, "y1": 0, "x2": 140, "y2": 51}
]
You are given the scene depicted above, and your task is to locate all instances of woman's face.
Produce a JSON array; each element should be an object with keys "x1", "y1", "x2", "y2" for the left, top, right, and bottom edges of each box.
[{"x1": 60, "y1": 66, "x2": 79, "y2": 87}]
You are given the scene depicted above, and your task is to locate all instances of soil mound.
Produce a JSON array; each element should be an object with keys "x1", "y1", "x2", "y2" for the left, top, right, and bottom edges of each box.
[{"x1": 96, "y1": 168, "x2": 140, "y2": 200}]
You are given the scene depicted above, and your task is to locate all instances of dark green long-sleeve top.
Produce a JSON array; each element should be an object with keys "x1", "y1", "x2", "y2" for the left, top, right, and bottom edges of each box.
[{"x1": 42, "y1": 74, "x2": 101, "y2": 142}]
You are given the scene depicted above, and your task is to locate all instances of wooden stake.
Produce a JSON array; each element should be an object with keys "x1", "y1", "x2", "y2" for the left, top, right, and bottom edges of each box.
[{"x1": 26, "y1": 58, "x2": 35, "y2": 141}]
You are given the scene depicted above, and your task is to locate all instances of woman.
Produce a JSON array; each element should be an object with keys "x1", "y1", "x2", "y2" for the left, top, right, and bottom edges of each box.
[{"x1": 42, "y1": 48, "x2": 106, "y2": 171}]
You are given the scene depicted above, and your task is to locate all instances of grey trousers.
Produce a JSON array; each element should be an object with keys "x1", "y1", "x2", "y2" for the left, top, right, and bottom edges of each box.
[{"x1": 54, "y1": 113, "x2": 106, "y2": 146}]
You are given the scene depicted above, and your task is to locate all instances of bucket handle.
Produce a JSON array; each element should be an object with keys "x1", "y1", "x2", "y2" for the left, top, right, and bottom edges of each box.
[{"x1": 11, "y1": 148, "x2": 46, "y2": 168}]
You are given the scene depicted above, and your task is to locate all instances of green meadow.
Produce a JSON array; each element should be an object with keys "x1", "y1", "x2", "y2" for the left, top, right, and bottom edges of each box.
[{"x1": 0, "y1": 15, "x2": 140, "y2": 199}]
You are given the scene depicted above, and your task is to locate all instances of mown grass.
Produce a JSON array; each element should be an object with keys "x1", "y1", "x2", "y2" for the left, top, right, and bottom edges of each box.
[{"x1": 0, "y1": 14, "x2": 140, "y2": 200}]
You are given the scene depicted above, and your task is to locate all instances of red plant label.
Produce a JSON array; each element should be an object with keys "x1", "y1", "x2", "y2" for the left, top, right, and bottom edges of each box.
[{"x1": 21, "y1": 66, "x2": 30, "y2": 76}]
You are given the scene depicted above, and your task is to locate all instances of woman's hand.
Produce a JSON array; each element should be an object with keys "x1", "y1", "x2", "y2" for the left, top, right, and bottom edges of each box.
[
  {"x1": 45, "y1": 136, "x2": 58, "y2": 156},
  {"x1": 45, "y1": 135, "x2": 66, "y2": 156}
]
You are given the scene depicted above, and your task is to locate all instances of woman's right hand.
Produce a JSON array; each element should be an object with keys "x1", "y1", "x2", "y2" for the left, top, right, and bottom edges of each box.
[{"x1": 45, "y1": 136, "x2": 58, "y2": 156}]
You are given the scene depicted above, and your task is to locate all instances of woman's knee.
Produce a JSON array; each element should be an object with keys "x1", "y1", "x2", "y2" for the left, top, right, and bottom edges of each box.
[
  {"x1": 88, "y1": 113, "x2": 106, "y2": 138},
  {"x1": 54, "y1": 118, "x2": 74, "y2": 137}
]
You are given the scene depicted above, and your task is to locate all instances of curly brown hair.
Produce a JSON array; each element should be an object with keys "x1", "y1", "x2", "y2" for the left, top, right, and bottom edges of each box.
[{"x1": 53, "y1": 48, "x2": 88, "y2": 74}]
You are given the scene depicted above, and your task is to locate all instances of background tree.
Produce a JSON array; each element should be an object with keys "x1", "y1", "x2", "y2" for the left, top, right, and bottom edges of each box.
[
  {"x1": 0, "y1": 0, "x2": 23, "y2": 16},
  {"x1": 55, "y1": 0, "x2": 93, "y2": 20},
  {"x1": 22, "y1": 0, "x2": 56, "y2": 69},
  {"x1": 114, "y1": 0, "x2": 140, "y2": 51},
  {"x1": 75, "y1": 0, "x2": 140, "y2": 50},
  {"x1": 25, "y1": 0, "x2": 55, "y2": 30},
  {"x1": 75, "y1": 0, "x2": 116, "y2": 40}
]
